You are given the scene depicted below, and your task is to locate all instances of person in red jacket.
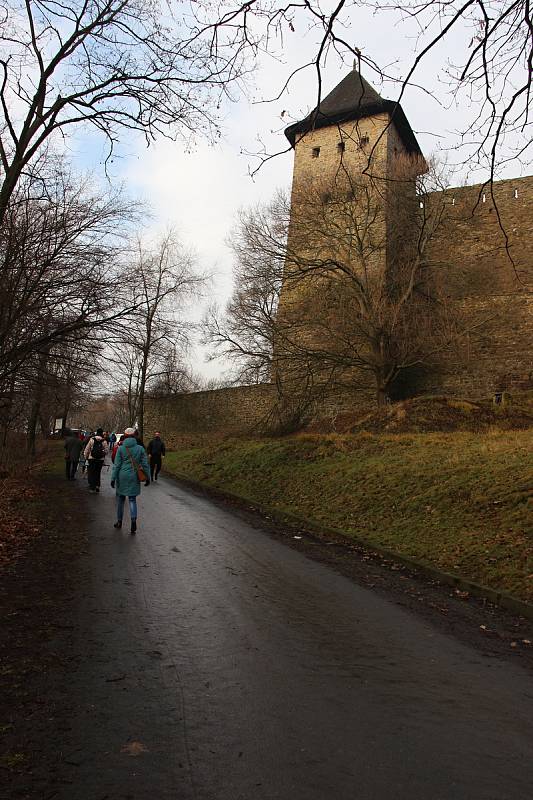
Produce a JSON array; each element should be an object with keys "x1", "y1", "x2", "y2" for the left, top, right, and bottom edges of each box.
[{"x1": 112, "y1": 434, "x2": 125, "y2": 462}]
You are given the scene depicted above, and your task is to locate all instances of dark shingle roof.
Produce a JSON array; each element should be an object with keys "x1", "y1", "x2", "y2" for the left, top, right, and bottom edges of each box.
[{"x1": 284, "y1": 68, "x2": 423, "y2": 156}]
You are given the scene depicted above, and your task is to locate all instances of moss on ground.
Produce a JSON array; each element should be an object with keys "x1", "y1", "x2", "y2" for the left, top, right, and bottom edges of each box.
[{"x1": 164, "y1": 430, "x2": 533, "y2": 602}]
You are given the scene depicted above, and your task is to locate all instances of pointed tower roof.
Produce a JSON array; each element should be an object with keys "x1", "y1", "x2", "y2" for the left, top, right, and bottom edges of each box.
[
  {"x1": 316, "y1": 69, "x2": 383, "y2": 117},
  {"x1": 284, "y1": 67, "x2": 423, "y2": 156}
]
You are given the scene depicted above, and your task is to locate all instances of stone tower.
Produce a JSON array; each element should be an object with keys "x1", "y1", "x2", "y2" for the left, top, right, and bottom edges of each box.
[
  {"x1": 274, "y1": 67, "x2": 426, "y2": 402},
  {"x1": 284, "y1": 66, "x2": 424, "y2": 197}
]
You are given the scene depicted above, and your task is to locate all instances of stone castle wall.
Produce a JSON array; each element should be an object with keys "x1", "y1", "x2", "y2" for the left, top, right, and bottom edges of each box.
[
  {"x1": 422, "y1": 175, "x2": 533, "y2": 397},
  {"x1": 144, "y1": 384, "x2": 277, "y2": 446}
]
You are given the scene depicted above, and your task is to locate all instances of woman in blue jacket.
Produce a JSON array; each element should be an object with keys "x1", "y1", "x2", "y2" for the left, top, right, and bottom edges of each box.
[{"x1": 111, "y1": 427, "x2": 150, "y2": 534}]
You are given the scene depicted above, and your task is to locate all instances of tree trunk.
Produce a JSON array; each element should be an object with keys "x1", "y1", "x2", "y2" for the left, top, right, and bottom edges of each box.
[
  {"x1": 373, "y1": 361, "x2": 390, "y2": 407},
  {"x1": 0, "y1": 161, "x2": 22, "y2": 226},
  {"x1": 26, "y1": 349, "x2": 50, "y2": 454},
  {"x1": 376, "y1": 386, "x2": 389, "y2": 406},
  {"x1": 1, "y1": 373, "x2": 16, "y2": 446},
  {"x1": 27, "y1": 400, "x2": 40, "y2": 455},
  {"x1": 137, "y1": 313, "x2": 154, "y2": 441},
  {"x1": 61, "y1": 399, "x2": 71, "y2": 434},
  {"x1": 137, "y1": 351, "x2": 149, "y2": 441}
]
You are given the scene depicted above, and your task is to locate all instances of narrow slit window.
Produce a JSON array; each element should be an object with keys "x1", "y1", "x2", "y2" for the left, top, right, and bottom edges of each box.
[
  {"x1": 514, "y1": 188, "x2": 518, "y2": 198},
  {"x1": 359, "y1": 135, "x2": 370, "y2": 147},
  {"x1": 482, "y1": 193, "x2": 486, "y2": 203},
  {"x1": 337, "y1": 141, "x2": 345, "y2": 153},
  {"x1": 312, "y1": 147, "x2": 320, "y2": 158}
]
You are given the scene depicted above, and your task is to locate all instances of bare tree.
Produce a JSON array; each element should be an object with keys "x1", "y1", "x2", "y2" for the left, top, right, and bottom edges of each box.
[
  {"x1": 51, "y1": 341, "x2": 100, "y2": 433},
  {"x1": 204, "y1": 190, "x2": 288, "y2": 385},
  {"x1": 0, "y1": 160, "x2": 138, "y2": 385},
  {"x1": 24, "y1": 339, "x2": 99, "y2": 452},
  {"x1": 149, "y1": 344, "x2": 201, "y2": 397},
  {"x1": 113, "y1": 231, "x2": 205, "y2": 438},
  {"x1": 375, "y1": 0, "x2": 533, "y2": 181},
  {"x1": 0, "y1": 0, "x2": 254, "y2": 221},
  {"x1": 117, "y1": 345, "x2": 144, "y2": 428}
]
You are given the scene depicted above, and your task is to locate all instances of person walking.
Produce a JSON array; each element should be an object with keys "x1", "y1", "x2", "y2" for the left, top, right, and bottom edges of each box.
[
  {"x1": 147, "y1": 431, "x2": 166, "y2": 482},
  {"x1": 64, "y1": 430, "x2": 84, "y2": 480},
  {"x1": 111, "y1": 427, "x2": 150, "y2": 534},
  {"x1": 111, "y1": 433, "x2": 125, "y2": 463},
  {"x1": 79, "y1": 435, "x2": 91, "y2": 475},
  {"x1": 84, "y1": 428, "x2": 109, "y2": 493}
]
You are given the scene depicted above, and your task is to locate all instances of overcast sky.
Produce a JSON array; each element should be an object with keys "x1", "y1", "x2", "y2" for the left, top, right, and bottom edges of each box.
[{"x1": 70, "y1": 3, "x2": 528, "y2": 382}]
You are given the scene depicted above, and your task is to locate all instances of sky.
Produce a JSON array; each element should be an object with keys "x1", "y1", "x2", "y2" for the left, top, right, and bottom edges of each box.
[{"x1": 68, "y1": 2, "x2": 529, "y2": 382}]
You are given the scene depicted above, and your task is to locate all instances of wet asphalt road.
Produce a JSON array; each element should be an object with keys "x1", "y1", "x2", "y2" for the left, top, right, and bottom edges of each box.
[{"x1": 55, "y1": 471, "x2": 533, "y2": 800}]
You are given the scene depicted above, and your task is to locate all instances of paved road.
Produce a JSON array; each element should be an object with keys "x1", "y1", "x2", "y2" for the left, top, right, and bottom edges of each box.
[{"x1": 53, "y1": 472, "x2": 533, "y2": 800}]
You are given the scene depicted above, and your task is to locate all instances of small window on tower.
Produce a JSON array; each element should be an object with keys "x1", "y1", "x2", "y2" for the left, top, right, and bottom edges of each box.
[
  {"x1": 312, "y1": 147, "x2": 320, "y2": 158},
  {"x1": 337, "y1": 141, "x2": 345, "y2": 154},
  {"x1": 359, "y1": 135, "x2": 370, "y2": 148}
]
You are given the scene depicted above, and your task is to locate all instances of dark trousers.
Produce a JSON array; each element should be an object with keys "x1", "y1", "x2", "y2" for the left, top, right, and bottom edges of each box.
[
  {"x1": 150, "y1": 457, "x2": 161, "y2": 481},
  {"x1": 87, "y1": 459, "x2": 104, "y2": 490},
  {"x1": 65, "y1": 459, "x2": 78, "y2": 480}
]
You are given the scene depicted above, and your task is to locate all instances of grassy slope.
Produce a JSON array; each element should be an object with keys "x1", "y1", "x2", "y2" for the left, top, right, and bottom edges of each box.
[{"x1": 164, "y1": 430, "x2": 533, "y2": 602}]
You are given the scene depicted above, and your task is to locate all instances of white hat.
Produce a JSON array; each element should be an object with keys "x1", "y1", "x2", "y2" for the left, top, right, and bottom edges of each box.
[{"x1": 124, "y1": 427, "x2": 136, "y2": 435}]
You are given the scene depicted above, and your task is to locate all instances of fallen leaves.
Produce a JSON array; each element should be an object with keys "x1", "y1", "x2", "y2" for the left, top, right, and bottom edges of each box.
[
  {"x1": 454, "y1": 589, "x2": 470, "y2": 600},
  {"x1": 0, "y1": 477, "x2": 45, "y2": 571},
  {"x1": 121, "y1": 741, "x2": 149, "y2": 756}
]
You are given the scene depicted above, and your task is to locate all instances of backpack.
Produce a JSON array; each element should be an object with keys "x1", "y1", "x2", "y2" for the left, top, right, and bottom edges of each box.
[{"x1": 91, "y1": 438, "x2": 105, "y2": 460}]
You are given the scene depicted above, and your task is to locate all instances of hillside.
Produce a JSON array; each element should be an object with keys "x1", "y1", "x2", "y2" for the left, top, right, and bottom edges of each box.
[
  {"x1": 307, "y1": 393, "x2": 533, "y2": 435},
  {"x1": 164, "y1": 428, "x2": 533, "y2": 603}
]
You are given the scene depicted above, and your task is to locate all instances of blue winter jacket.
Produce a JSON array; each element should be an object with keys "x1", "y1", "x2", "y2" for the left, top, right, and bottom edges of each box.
[{"x1": 111, "y1": 437, "x2": 150, "y2": 497}]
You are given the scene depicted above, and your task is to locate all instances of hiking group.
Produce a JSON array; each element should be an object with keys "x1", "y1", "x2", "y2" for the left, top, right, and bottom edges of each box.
[{"x1": 64, "y1": 428, "x2": 166, "y2": 534}]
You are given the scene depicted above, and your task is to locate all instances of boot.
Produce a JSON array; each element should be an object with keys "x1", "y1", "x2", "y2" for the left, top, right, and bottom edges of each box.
[
  {"x1": 113, "y1": 520, "x2": 122, "y2": 529},
  {"x1": 130, "y1": 519, "x2": 137, "y2": 535}
]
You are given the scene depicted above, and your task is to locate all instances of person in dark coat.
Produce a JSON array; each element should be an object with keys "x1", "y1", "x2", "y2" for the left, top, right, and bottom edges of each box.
[
  {"x1": 64, "y1": 431, "x2": 84, "y2": 480},
  {"x1": 146, "y1": 431, "x2": 166, "y2": 481},
  {"x1": 111, "y1": 427, "x2": 150, "y2": 534}
]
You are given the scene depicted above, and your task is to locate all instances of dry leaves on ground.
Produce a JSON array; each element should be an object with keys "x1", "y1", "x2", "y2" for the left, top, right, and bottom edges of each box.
[{"x1": 0, "y1": 477, "x2": 44, "y2": 571}]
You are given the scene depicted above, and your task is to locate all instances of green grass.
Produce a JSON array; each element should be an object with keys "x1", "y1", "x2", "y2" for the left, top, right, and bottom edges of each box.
[
  {"x1": 38, "y1": 441, "x2": 65, "y2": 477},
  {"x1": 164, "y1": 430, "x2": 533, "y2": 602}
]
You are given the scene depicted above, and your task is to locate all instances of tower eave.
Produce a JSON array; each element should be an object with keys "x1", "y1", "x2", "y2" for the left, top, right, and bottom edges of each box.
[{"x1": 284, "y1": 99, "x2": 423, "y2": 157}]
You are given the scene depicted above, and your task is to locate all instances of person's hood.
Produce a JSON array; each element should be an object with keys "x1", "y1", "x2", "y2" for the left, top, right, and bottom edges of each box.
[
  {"x1": 122, "y1": 437, "x2": 138, "y2": 447},
  {"x1": 93, "y1": 435, "x2": 103, "y2": 440}
]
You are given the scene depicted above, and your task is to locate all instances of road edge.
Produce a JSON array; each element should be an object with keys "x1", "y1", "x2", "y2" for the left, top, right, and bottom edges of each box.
[{"x1": 163, "y1": 468, "x2": 533, "y2": 622}]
